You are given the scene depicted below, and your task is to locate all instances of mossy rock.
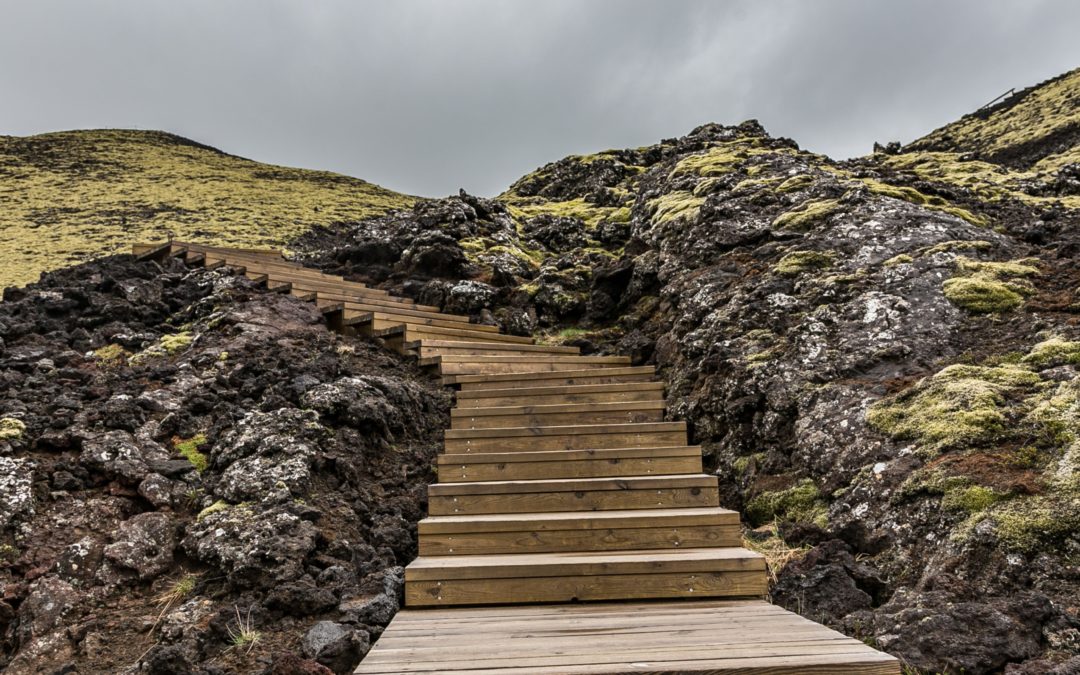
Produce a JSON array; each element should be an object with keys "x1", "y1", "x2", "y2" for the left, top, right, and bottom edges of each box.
[
  {"x1": 867, "y1": 364, "x2": 1042, "y2": 454},
  {"x1": 771, "y1": 199, "x2": 842, "y2": 231},
  {"x1": 745, "y1": 479, "x2": 827, "y2": 527},
  {"x1": 773, "y1": 250, "x2": 835, "y2": 276}
]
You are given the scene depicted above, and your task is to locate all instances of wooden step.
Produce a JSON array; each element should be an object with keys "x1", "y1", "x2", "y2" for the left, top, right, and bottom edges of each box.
[
  {"x1": 449, "y1": 400, "x2": 665, "y2": 430},
  {"x1": 427, "y1": 474, "x2": 718, "y2": 515},
  {"x1": 435, "y1": 446, "x2": 701, "y2": 482},
  {"x1": 355, "y1": 599, "x2": 900, "y2": 674},
  {"x1": 455, "y1": 381, "x2": 665, "y2": 408},
  {"x1": 381, "y1": 325, "x2": 534, "y2": 347},
  {"x1": 418, "y1": 506, "x2": 738, "y2": 555},
  {"x1": 299, "y1": 289, "x2": 429, "y2": 313},
  {"x1": 443, "y1": 421, "x2": 687, "y2": 453},
  {"x1": 362, "y1": 314, "x2": 501, "y2": 334},
  {"x1": 404, "y1": 547, "x2": 765, "y2": 606},
  {"x1": 411, "y1": 340, "x2": 579, "y2": 358},
  {"x1": 277, "y1": 279, "x2": 425, "y2": 307},
  {"x1": 427, "y1": 355, "x2": 632, "y2": 377},
  {"x1": 448, "y1": 366, "x2": 656, "y2": 389},
  {"x1": 319, "y1": 299, "x2": 470, "y2": 324}
]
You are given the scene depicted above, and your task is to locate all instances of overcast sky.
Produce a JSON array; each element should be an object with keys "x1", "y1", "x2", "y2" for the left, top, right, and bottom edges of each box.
[{"x1": 2, "y1": 1, "x2": 1079, "y2": 197}]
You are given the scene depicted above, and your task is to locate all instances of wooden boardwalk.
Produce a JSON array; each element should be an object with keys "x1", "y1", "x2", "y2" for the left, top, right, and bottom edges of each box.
[{"x1": 134, "y1": 242, "x2": 898, "y2": 674}]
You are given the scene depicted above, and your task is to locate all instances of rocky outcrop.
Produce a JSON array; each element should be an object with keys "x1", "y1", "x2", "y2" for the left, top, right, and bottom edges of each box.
[
  {"x1": 0, "y1": 256, "x2": 448, "y2": 673},
  {"x1": 290, "y1": 84, "x2": 1080, "y2": 672}
]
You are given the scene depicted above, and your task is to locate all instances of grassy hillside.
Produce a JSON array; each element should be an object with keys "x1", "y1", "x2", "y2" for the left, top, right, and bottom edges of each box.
[
  {"x1": 905, "y1": 66, "x2": 1080, "y2": 169},
  {"x1": 0, "y1": 129, "x2": 414, "y2": 288}
]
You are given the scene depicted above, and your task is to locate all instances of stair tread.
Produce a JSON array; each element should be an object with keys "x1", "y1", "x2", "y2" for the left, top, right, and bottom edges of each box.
[
  {"x1": 406, "y1": 546, "x2": 764, "y2": 580},
  {"x1": 447, "y1": 366, "x2": 655, "y2": 385},
  {"x1": 436, "y1": 445, "x2": 701, "y2": 464},
  {"x1": 428, "y1": 473, "x2": 716, "y2": 495},
  {"x1": 444, "y1": 421, "x2": 686, "y2": 439},
  {"x1": 455, "y1": 381, "x2": 664, "y2": 398},
  {"x1": 451, "y1": 400, "x2": 664, "y2": 417},
  {"x1": 420, "y1": 506, "x2": 739, "y2": 531}
]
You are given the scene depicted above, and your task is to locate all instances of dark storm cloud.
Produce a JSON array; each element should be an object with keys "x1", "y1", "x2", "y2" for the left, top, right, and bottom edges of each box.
[{"x1": 2, "y1": 0, "x2": 1078, "y2": 196}]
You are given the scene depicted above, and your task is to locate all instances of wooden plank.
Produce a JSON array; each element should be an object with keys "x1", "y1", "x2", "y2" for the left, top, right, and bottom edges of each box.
[
  {"x1": 280, "y1": 279, "x2": 422, "y2": 306},
  {"x1": 375, "y1": 324, "x2": 527, "y2": 342},
  {"x1": 436, "y1": 446, "x2": 701, "y2": 467},
  {"x1": 419, "y1": 506, "x2": 738, "y2": 534},
  {"x1": 406, "y1": 547, "x2": 762, "y2": 580},
  {"x1": 427, "y1": 484, "x2": 718, "y2": 515},
  {"x1": 435, "y1": 449, "x2": 700, "y2": 481},
  {"x1": 356, "y1": 600, "x2": 899, "y2": 674},
  {"x1": 296, "y1": 290, "x2": 427, "y2": 313},
  {"x1": 450, "y1": 366, "x2": 655, "y2": 389},
  {"x1": 417, "y1": 526, "x2": 739, "y2": 556},
  {"x1": 427, "y1": 474, "x2": 717, "y2": 497},
  {"x1": 406, "y1": 569, "x2": 767, "y2": 606},
  {"x1": 315, "y1": 298, "x2": 470, "y2": 323},
  {"x1": 413, "y1": 340, "x2": 579, "y2": 356},
  {"x1": 455, "y1": 382, "x2": 665, "y2": 408},
  {"x1": 443, "y1": 422, "x2": 687, "y2": 453},
  {"x1": 449, "y1": 397, "x2": 665, "y2": 429},
  {"x1": 369, "y1": 316, "x2": 500, "y2": 333},
  {"x1": 450, "y1": 406, "x2": 663, "y2": 430},
  {"x1": 418, "y1": 517, "x2": 739, "y2": 555}
]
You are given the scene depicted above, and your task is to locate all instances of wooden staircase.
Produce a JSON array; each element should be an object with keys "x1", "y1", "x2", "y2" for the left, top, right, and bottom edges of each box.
[{"x1": 134, "y1": 242, "x2": 899, "y2": 674}]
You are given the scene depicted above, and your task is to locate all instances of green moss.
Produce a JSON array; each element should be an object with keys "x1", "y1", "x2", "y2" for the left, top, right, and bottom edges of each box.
[
  {"x1": 669, "y1": 146, "x2": 744, "y2": 178},
  {"x1": 776, "y1": 174, "x2": 814, "y2": 193},
  {"x1": 160, "y1": 331, "x2": 194, "y2": 354},
  {"x1": 773, "y1": 250, "x2": 835, "y2": 276},
  {"x1": 458, "y1": 237, "x2": 487, "y2": 252},
  {"x1": 506, "y1": 198, "x2": 618, "y2": 229},
  {"x1": 943, "y1": 277, "x2": 1026, "y2": 313},
  {"x1": 861, "y1": 178, "x2": 988, "y2": 226},
  {"x1": 922, "y1": 240, "x2": 993, "y2": 256},
  {"x1": 217, "y1": 351, "x2": 229, "y2": 362},
  {"x1": 733, "y1": 453, "x2": 767, "y2": 477},
  {"x1": 608, "y1": 206, "x2": 632, "y2": 223},
  {"x1": 485, "y1": 244, "x2": 545, "y2": 266},
  {"x1": 648, "y1": 191, "x2": 704, "y2": 225},
  {"x1": 943, "y1": 256, "x2": 1038, "y2": 314},
  {"x1": 196, "y1": 500, "x2": 230, "y2": 521},
  {"x1": 883, "y1": 254, "x2": 913, "y2": 267},
  {"x1": 0, "y1": 418, "x2": 26, "y2": 441},
  {"x1": 942, "y1": 485, "x2": 1005, "y2": 513},
  {"x1": 867, "y1": 364, "x2": 1041, "y2": 455},
  {"x1": 93, "y1": 343, "x2": 129, "y2": 365},
  {"x1": 988, "y1": 496, "x2": 1080, "y2": 554},
  {"x1": 175, "y1": 434, "x2": 209, "y2": 473},
  {"x1": 1021, "y1": 337, "x2": 1080, "y2": 370},
  {"x1": 771, "y1": 199, "x2": 842, "y2": 231},
  {"x1": 745, "y1": 479, "x2": 828, "y2": 527}
]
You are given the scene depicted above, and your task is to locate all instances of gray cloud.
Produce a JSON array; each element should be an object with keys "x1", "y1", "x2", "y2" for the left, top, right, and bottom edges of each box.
[{"x1": 2, "y1": 0, "x2": 1078, "y2": 196}]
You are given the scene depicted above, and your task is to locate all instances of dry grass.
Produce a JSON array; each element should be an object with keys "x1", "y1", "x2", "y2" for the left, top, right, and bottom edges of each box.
[{"x1": 741, "y1": 524, "x2": 811, "y2": 583}]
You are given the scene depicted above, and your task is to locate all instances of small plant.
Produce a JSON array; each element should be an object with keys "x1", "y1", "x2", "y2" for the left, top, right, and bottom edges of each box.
[
  {"x1": 226, "y1": 606, "x2": 262, "y2": 654},
  {"x1": 174, "y1": 434, "x2": 209, "y2": 473},
  {"x1": 93, "y1": 343, "x2": 129, "y2": 366},
  {"x1": 155, "y1": 573, "x2": 199, "y2": 612},
  {"x1": 0, "y1": 418, "x2": 26, "y2": 441},
  {"x1": 197, "y1": 500, "x2": 230, "y2": 521},
  {"x1": 741, "y1": 524, "x2": 811, "y2": 583}
]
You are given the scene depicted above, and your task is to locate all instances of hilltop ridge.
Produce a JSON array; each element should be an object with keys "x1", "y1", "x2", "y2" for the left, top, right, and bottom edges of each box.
[{"x1": 0, "y1": 129, "x2": 414, "y2": 287}]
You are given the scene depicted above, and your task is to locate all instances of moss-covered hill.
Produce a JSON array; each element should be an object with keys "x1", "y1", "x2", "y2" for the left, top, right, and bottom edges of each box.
[{"x1": 0, "y1": 129, "x2": 414, "y2": 288}]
